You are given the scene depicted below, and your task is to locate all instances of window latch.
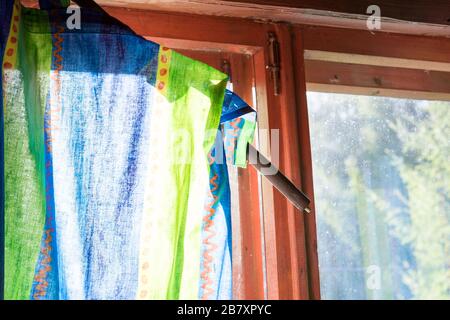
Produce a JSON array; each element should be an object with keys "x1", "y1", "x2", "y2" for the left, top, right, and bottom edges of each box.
[
  {"x1": 267, "y1": 32, "x2": 281, "y2": 96},
  {"x1": 221, "y1": 59, "x2": 232, "y2": 82}
]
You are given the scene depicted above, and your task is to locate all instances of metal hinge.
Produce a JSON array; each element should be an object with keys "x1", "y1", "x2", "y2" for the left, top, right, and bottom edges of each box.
[{"x1": 266, "y1": 32, "x2": 281, "y2": 96}]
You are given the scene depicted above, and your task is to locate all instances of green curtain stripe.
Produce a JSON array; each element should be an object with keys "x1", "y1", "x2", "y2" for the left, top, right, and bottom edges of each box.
[
  {"x1": 165, "y1": 51, "x2": 227, "y2": 299},
  {"x1": 4, "y1": 9, "x2": 52, "y2": 299},
  {"x1": 235, "y1": 120, "x2": 256, "y2": 168}
]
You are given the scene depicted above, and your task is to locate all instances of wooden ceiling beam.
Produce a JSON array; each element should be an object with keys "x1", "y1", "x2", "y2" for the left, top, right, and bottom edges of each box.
[
  {"x1": 21, "y1": 1, "x2": 450, "y2": 37},
  {"x1": 97, "y1": 1, "x2": 450, "y2": 37},
  {"x1": 223, "y1": 0, "x2": 450, "y2": 26}
]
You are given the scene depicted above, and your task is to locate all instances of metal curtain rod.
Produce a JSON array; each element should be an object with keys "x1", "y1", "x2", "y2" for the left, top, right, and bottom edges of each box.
[{"x1": 248, "y1": 145, "x2": 311, "y2": 213}]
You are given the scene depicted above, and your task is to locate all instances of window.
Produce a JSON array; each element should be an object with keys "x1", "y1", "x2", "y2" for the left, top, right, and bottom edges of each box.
[
  {"x1": 105, "y1": 8, "x2": 450, "y2": 300},
  {"x1": 307, "y1": 92, "x2": 450, "y2": 299}
]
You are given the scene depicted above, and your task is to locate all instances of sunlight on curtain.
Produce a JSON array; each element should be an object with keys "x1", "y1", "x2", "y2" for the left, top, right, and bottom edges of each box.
[{"x1": 1, "y1": 0, "x2": 256, "y2": 300}]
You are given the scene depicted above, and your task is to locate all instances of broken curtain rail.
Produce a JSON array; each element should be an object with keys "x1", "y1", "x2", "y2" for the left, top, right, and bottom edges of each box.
[
  {"x1": 47, "y1": 0, "x2": 313, "y2": 213},
  {"x1": 71, "y1": 0, "x2": 312, "y2": 213},
  {"x1": 31, "y1": 0, "x2": 312, "y2": 214}
]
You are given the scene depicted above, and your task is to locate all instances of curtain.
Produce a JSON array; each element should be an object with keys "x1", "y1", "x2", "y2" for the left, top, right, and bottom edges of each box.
[{"x1": 0, "y1": 0, "x2": 256, "y2": 300}]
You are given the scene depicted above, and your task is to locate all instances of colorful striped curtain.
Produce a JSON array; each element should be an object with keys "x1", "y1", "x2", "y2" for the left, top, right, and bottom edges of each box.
[{"x1": 0, "y1": 0, "x2": 256, "y2": 300}]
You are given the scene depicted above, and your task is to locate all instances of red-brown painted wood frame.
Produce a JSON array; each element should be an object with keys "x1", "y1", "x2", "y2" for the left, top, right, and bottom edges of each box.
[
  {"x1": 292, "y1": 30, "x2": 321, "y2": 300},
  {"x1": 222, "y1": 0, "x2": 450, "y2": 26},
  {"x1": 304, "y1": 60, "x2": 450, "y2": 94},
  {"x1": 292, "y1": 23, "x2": 450, "y2": 300},
  {"x1": 260, "y1": 24, "x2": 311, "y2": 299},
  {"x1": 299, "y1": 25, "x2": 450, "y2": 63}
]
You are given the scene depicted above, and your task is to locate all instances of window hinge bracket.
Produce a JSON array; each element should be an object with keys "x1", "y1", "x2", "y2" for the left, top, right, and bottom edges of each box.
[
  {"x1": 221, "y1": 59, "x2": 232, "y2": 83},
  {"x1": 266, "y1": 32, "x2": 281, "y2": 96}
]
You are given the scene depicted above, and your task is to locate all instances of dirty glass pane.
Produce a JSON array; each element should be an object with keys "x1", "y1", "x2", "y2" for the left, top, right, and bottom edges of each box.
[{"x1": 307, "y1": 92, "x2": 450, "y2": 300}]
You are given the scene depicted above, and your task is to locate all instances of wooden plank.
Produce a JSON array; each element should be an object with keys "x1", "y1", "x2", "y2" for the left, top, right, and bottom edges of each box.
[
  {"x1": 292, "y1": 28, "x2": 321, "y2": 300},
  {"x1": 147, "y1": 37, "x2": 259, "y2": 54},
  {"x1": 235, "y1": 164, "x2": 265, "y2": 299},
  {"x1": 259, "y1": 23, "x2": 310, "y2": 299},
  {"x1": 98, "y1": 1, "x2": 450, "y2": 37},
  {"x1": 253, "y1": 48, "x2": 278, "y2": 300},
  {"x1": 100, "y1": 2, "x2": 450, "y2": 37},
  {"x1": 304, "y1": 50, "x2": 450, "y2": 73},
  {"x1": 274, "y1": 23, "x2": 310, "y2": 300},
  {"x1": 103, "y1": 6, "x2": 267, "y2": 47},
  {"x1": 221, "y1": 0, "x2": 450, "y2": 26},
  {"x1": 231, "y1": 53, "x2": 266, "y2": 300},
  {"x1": 176, "y1": 49, "x2": 223, "y2": 68},
  {"x1": 300, "y1": 25, "x2": 450, "y2": 64},
  {"x1": 22, "y1": 1, "x2": 450, "y2": 37},
  {"x1": 305, "y1": 60, "x2": 450, "y2": 94},
  {"x1": 307, "y1": 83, "x2": 450, "y2": 101}
]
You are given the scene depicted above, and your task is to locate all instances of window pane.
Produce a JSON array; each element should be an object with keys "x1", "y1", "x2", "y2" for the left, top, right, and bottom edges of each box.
[{"x1": 307, "y1": 92, "x2": 450, "y2": 300}]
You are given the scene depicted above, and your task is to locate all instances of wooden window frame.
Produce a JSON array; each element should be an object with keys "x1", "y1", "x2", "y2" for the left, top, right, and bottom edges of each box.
[
  {"x1": 297, "y1": 25, "x2": 450, "y2": 101},
  {"x1": 101, "y1": 5, "x2": 450, "y2": 300},
  {"x1": 293, "y1": 23, "x2": 450, "y2": 299}
]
